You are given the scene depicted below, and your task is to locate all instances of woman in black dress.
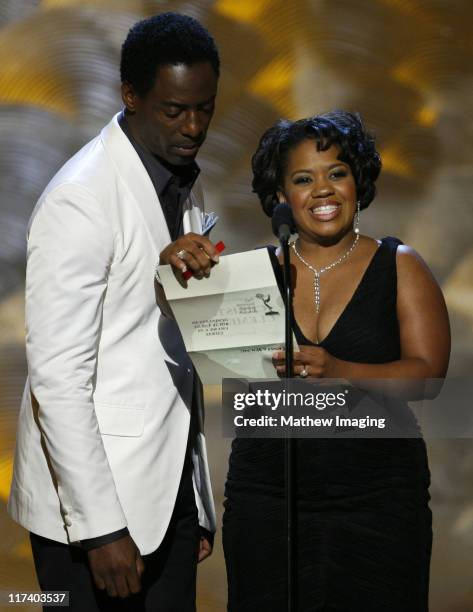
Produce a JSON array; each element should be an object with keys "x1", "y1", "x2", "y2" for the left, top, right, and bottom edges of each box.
[{"x1": 223, "y1": 111, "x2": 450, "y2": 611}]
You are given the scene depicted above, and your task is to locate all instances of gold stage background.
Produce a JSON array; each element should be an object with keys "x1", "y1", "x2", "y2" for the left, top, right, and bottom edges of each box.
[{"x1": 1, "y1": 1, "x2": 473, "y2": 610}]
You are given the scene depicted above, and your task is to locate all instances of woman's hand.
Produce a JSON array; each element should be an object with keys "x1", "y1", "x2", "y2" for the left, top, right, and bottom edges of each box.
[{"x1": 272, "y1": 345, "x2": 342, "y2": 378}]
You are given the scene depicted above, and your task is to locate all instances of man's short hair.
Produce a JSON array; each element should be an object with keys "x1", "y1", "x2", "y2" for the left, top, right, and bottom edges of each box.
[{"x1": 120, "y1": 12, "x2": 220, "y2": 96}]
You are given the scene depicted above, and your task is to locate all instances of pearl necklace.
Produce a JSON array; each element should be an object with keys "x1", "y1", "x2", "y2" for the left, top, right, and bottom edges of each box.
[{"x1": 291, "y1": 234, "x2": 359, "y2": 313}]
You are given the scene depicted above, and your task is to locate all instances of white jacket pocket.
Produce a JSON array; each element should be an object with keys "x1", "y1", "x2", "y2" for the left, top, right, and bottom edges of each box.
[{"x1": 94, "y1": 402, "x2": 145, "y2": 437}]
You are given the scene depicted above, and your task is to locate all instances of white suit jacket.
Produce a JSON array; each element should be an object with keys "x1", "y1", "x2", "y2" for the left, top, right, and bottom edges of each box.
[{"x1": 7, "y1": 113, "x2": 216, "y2": 555}]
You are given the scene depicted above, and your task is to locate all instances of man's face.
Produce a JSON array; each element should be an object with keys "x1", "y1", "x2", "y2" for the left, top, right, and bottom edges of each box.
[{"x1": 121, "y1": 62, "x2": 218, "y2": 166}]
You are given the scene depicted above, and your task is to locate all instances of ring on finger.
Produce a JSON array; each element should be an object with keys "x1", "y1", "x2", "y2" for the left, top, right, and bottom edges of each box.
[
  {"x1": 176, "y1": 249, "x2": 187, "y2": 260},
  {"x1": 299, "y1": 365, "x2": 309, "y2": 378}
]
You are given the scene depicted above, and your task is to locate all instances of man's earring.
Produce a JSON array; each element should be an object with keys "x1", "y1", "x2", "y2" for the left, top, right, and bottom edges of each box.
[{"x1": 354, "y1": 200, "x2": 361, "y2": 234}]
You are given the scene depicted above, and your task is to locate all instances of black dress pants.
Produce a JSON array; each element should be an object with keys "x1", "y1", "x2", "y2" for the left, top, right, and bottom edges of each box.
[{"x1": 30, "y1": 458, "x2": 200, "y2": 611}]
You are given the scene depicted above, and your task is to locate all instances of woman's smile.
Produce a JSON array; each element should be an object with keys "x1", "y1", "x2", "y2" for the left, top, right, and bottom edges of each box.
[
  {"x1": 279, "y1": 140, "x2": 357, "y2": 242},
  {"x1": 307, "y1": 200, "x2": 342, "y2": 221}
]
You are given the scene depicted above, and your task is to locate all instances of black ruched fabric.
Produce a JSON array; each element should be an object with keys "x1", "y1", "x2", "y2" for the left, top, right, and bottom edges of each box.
[{"x1": 223, "y1": 237, "x2": 432, "y2": 612}]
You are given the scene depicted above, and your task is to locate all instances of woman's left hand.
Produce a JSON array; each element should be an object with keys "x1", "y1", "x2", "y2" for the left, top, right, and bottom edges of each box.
[{"x1": 272, "y1": 345, "x2": 341, "y2": 378}]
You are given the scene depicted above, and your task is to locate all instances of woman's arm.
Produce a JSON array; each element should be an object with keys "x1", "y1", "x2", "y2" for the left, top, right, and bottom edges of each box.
[{"x1": 274, "y1": 245, "x2": 451, "y2": 380}]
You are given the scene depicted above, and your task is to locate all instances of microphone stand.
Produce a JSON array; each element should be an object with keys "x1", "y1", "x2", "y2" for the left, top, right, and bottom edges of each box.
[{"x1": 279, "y1": 229, "x2": 296, "y2": 612}]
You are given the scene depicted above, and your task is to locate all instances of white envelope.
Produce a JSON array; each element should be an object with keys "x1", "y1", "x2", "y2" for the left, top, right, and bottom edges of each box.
[{"x1": 158, "y1": 249, "x2": 297, "y2": 384}]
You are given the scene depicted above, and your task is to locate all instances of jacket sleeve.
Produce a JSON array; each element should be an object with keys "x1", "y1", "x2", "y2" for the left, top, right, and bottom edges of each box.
[{"x1": 25, "y1": 183, "x2": 127, "y2": 542}]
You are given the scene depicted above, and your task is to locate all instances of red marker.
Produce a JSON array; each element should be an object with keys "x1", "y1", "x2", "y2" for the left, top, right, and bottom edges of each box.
[{"x1": 182, "y1": 240, "x2": 225, "y2": 280}]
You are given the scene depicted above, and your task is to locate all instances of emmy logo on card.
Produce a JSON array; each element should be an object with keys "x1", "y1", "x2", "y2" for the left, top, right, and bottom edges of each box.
[{"x1": 256, "y1": 293, "x2": 279, "y2": 316}]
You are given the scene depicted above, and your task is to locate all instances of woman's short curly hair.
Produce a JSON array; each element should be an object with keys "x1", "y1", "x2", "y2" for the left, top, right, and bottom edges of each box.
[{"x1": 251, "y1": 110, "x2": 381, "y2": 217}]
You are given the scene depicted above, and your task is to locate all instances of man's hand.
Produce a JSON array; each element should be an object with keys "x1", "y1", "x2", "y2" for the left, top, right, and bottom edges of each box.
[
  {"x1": 87, "y1": 535, "x2": 145, "y2": 598},
  {"x1": 198, "y1": 535, "x2": 213, "y2": 563},
  {"x1": 159, "y1": 233, "x2": 220, "y2": 279}
]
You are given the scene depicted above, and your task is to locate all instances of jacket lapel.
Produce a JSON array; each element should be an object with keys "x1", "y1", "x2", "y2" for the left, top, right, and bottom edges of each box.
[{"x1": 99, "y1": 113, "x2": 171, "y2": 251}]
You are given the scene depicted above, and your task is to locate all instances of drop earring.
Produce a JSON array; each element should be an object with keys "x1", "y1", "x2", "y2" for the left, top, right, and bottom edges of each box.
[{"x1": 354, "y1": 200, "x2": 361, "y2": 234}]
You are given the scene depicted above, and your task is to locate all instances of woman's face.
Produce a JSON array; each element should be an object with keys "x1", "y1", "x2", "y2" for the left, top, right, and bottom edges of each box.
[{"x1": 279, "y1": 139, "x2": 358, "y2": 243}]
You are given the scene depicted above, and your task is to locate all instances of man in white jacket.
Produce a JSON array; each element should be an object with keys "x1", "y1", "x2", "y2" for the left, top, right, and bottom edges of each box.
[{"x1": 8, "y1": 12, "x2": 220, "y2": 611}]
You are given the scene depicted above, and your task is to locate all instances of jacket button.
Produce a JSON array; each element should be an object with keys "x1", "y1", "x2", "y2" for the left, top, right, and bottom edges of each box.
[{"x1": 65, "y1": 517, "x2": 72, "y2": 527}]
